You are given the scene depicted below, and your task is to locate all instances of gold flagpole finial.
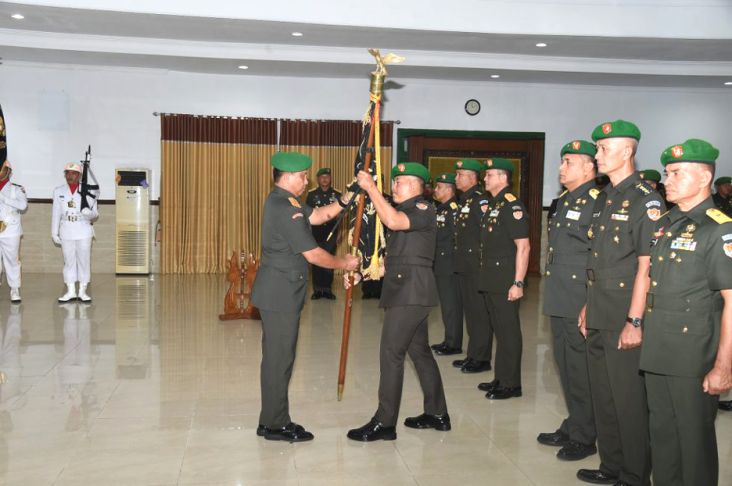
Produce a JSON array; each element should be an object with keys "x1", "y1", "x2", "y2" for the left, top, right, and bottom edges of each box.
[{"x1": 368, "y1": 49, "x2": 405, "y2": 96}]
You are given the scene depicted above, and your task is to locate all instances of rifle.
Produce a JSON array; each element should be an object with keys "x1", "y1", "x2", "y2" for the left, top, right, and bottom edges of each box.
[{"x1": 79, "y1": 145, "x2": 100, "y2": 211}]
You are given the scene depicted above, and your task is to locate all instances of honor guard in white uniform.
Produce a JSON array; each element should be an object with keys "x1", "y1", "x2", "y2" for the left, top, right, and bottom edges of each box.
[
  {"x1": 52, "y1": 163, "x2": 98, "y2": 303},
  {"x1": 0, "y1": 160, "x2": 27, "y2": 303}
]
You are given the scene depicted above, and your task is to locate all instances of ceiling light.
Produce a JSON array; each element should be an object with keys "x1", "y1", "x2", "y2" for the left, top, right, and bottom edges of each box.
[
  {"x1": 237, "y1": 65, "x2": 249, "y2": 70},
  {"x1": 535, "y1": 42, "x2": 547, "y2": 47},
  {"x1": 291, "y1": 32, "x2": 303, "y2": 37},
  {"x1": 11, "y1": 13, "x2": 24, "y2": 20},
  {"x1": 725, "y1": 81, "x2": 732, "y2": 86},
  {"x1": 490, "y1": 74, "x2": 500, "y2": 79}
]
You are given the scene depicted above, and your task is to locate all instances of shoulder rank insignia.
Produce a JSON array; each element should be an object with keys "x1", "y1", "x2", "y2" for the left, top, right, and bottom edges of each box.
[
  {"x1": 635, "y1": 183, "x2": 651, "y2": 195},
  {"x1": 288, "y1": 197, "x2": 301, "y2": 209},
  {"x1": 558, "y1": 189, "x2": 568, "y2": 198},
  {"x1": 707, "y1": 208, "x2": 732, "y2": 224},
  {"x1": 504, "y1": 193, "x2": 517, "y2": 202},
  {"x1": 450, "y1": 202, "x2": 458, "y2": 210},
  {"x1": 416, "y1": 202, "x2": 428, "y2": 210},
  {"x1": 589, "y1": 188, "x2": 600, "y2": 199}
]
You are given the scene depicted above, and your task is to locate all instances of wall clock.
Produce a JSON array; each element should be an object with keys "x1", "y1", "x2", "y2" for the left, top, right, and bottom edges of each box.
[{"x1": 465, "y1": 99, "x2": 480, "y2": 116}]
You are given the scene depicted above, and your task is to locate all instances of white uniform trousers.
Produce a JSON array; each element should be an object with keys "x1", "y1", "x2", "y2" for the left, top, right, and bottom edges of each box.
[
  {"x1": 61, "y1": 238, "x2": 92, "y2": 285},
  {"x1": 0, "y1": 236, "x2": 21, "y2": 288}
]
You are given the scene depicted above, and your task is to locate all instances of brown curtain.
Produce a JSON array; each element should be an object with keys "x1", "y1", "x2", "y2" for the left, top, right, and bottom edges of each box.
[
  {"x1": 160, "y1": 115, "x2": 277, "y2": 273},
  {"x1": 280, "y1": 119, "x2": 394, "y2": 258}
]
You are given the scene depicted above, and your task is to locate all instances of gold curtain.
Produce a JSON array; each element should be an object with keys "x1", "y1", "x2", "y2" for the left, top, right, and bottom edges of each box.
[{"x1": 160, "y1": 115, "x2": 277, "y2": 273}]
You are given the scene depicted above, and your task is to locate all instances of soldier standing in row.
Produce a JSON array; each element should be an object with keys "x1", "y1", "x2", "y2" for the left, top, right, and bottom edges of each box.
[
  {"x1": 347, "y1": 162, "x2": 449, "y2": 441},
  {"x1": 430, "y1": 173, "x2": 464, "y2": 356},
  {"x1": 712, "y1": 176, "x2": 732, "y2": 216},
  {"x1": 52, "y1": 163, "x2": 98, "y2": 303},
  {"x1": 475, "y1": 158, "x2": 529, "y2": 400},
  {"x1": 251, "y1": 152, "x2": 358, "y2": 442},
  {"x1": 452, "y1": 159, "x2": 492, "y2": 373},
  {"x1": 641, "y1": 139, "x2": 732, "y2": 486},
  {"x1": 0, "y1": 160, "x2": 27, "y2": 303},
  {"x1": 537, "y1": 140, "x2": 598, "y2": 460},
  {"x1": 306, "y1": 167, "x2": 341, "y2": 300},
  {"x1": 578, "y1": 120, "x2": 663, "y2": 486}
]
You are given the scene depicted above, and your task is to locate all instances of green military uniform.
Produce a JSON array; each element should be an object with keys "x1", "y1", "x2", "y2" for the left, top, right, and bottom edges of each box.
[
  {"x1": 544, "y1": 140, "x2": 598, "y2": 447},
  {"x1": 433, "y1": 173, "x2": 463, "y2": 351},
  {"x1": 712, "y1": 176, "x2": 732, "y2": 217},
  {"x1": 585, "y1": 120, "x2": 662, "y2": 486},
  {"x1": 454, "y1": 160, "x2": 493, "y2": 367},
  {"x1": 477, "y1": 160, "x2": 529, "y2": 392},
  {"x1": 305, "y1": 171, "x2": 341, "y2": 296},
  {"x1": 374, "y1": 163, "x2": 447, "y2": 426},
  {"x1": 251, "y1": 153, "x2": 319, "y2": 430},
  {"x1": 641, "y1": 139, "x2": 730, "y2": 486}
]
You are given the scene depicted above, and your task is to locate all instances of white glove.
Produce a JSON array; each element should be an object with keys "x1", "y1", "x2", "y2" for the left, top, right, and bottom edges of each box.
[
  {"x1": 81, "y1": 208, "x2": 93, "y2": 219},
  {"x1": 52, "y1": 235, "x2": 61, "y2": 245}
]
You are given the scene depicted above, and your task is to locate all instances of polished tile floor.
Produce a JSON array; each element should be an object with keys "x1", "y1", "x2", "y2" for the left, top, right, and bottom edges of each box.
[{"x1": 0, "y1": 273, "x2": 729, "y2": 486}]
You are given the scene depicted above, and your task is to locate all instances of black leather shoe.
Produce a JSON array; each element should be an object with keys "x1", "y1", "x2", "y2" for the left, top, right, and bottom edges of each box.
[
  {"x1": 452, "y1": 357, "x2": 470, "y2": 368},
  {"x1": 263, "y1": 422, "x2": 314, "y2": 442},
  {"x1": 431, "y1": 342, "x2": 446, "y2": 351},
  {"x1": 404, "y1": 413, "x2": 451, "y2": 431},
  {"x1": 576, "y1": 469, "x2": 618, "y2": 484},
  {"x1": 311, "y1": 291, "x2": 322, "y2": 300},
  {"x1": 557, "y1": 441, "x2": 597, "y2": 461},
  {"x1": 537, "y1": 429, "x2": 569, "y2": 446},
  {"x1": 256, "y1": 424, "x2": 267, "y2": 436},
  {"x1": 613, "y1": 482, "x2": 632, "y2": 486},
  {"x1": 461, "y1": 360, "x2": 491, "y2": 373},
  {"x1": 347, "y1": 418, "x2": 397, "y2": 442},
  {"x1": 323, "y1": 291, "x2": 336, "y2": 300},
  {"x1": 435, "y1": 346, "x2": 462, "y2": 356},
  {"x1": 719, "y1": 400, "x2": 732, "y2": 411},
  {"x1": 486, "y1": 385, "x2": 522, "y2": 400},
  {"x1": 477, "y1": 379, "x2": 500, "y2": 392}
]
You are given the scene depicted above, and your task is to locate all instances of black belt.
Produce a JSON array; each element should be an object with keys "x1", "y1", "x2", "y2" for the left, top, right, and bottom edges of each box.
[
  {"x1": 646, "y1": 293, "x2": 723, "y2": 313},
  {"x1": 586, "y1": 266, "x2": 636, "y2": 282}
]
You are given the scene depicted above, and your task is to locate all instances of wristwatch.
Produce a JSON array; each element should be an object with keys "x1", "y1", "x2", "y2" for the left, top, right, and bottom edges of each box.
[
  {"x1": 513, "y1": 280, "x2": 525, "y2": 288},
  {"x1": 626, "y1": 316, "x2": 643, "y2": 328}
]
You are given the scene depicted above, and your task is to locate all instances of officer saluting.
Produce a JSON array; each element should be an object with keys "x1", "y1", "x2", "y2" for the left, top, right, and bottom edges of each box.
[
  {"x1": 578, "y1": 120, "x2": 663, "y2": 486},
  {"x1": 452, "y1": 159, "x2": 492, "y2": 373},
  {"x1": 537, "y1": 141, "x2": 598, "y2": 460},
  {"x1": 306, "y1": 167, "x2": 341, "y2": 300},
  {"x1": 430, "y1": 173, "x2": 464, "y2": 356},
  {"x1": 251, "y1": 152, "x2": 358, "y2": 442},
  {"x1": 475, "y1": 158, "x2": 530, "y2": 400},
  {"x1": 52, "y1": 163, "x2": 98, "y2": 303},
  {"x1": 347, "y1": 162, "x2": 449, "y2": 441},
  {"x1": 0, "y1": 160, "x2": 27, "y2": 302},
  {"x1": 641, "y1": 139, "x2": 732, "y2": 486}
]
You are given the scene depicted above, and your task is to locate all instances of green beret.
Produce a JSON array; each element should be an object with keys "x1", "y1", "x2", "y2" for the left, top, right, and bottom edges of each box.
[
  {"x1": 270, "y1": 151, "x2": 312, "y2": 172},
  {"x1": 484, "y1": 157, "x2": 514, "y2": 174},
  {"x1": 316, "y1": 167, "x2": 331, "y2": 177},
  {"x1": 561, "y1": 139, "x2": 597, "y2": 158},
  {"x1": 591, "y1": 120, "x2": 641, "y2": 141},
  {"x1": 715, "y1": 176, "x2": 732, "y2": 186},
  {"x1": 660, "y1": 139, "x2": 719, "y2": 166},
  {"x1": 640, "y1": 169, "x2": 662, "y2": 182},
  {"x1": 435, "y1": 173, "x2": 456, "y2": 184},
  {"x1": 391, "y1": 162, "x2": 431, "y2": 182},
  {"x1": 455, "y1": 159, "x2": 483, "y2": 172}
]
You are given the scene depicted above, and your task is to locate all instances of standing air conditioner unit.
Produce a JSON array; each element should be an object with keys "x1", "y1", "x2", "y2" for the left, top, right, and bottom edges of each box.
[{"x1": 115, "y1": 169, "x2": 151, "y2": 274}]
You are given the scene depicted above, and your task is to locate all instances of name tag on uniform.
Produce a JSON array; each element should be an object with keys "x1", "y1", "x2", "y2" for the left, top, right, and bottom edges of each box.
[
  {"x1": 489, "y1": 209, "x2": 499, "y2": 217},
  {"x1": 566, "y1": 210, "x2": 581, "y2": 221},
  {"x1": 670, "y1": 238, "x2": 697, "y2": 251},
  {"x1": 611, "y1": 213, "x2": 629, "y2": 221},
  {"x1": 461, "y1": 206, "x2": 470, "y2": 214}
]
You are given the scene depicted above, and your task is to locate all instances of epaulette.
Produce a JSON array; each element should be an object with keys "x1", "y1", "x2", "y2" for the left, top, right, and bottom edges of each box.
[
  {"x1": 559, "y1": 190, "x2": 568, "y2": 198},
  {"x1": 449, "y1": 202, "x2": 458, "y2": 210},
  {"x1": 288, "y1": 197, "x2": 301, "y2": 208},
  {"x1": 588, "y1": 188, "x2": 600, "y2": 199},
  {"x1": 706, "y1": 208, "x2": 732, "y2": 224},
  {"x1": 504, "y1": 193, "x2": 517, "y2": 202},
  {"x1": 634, "y1": 182, "x2": 652, "y2": 195}
]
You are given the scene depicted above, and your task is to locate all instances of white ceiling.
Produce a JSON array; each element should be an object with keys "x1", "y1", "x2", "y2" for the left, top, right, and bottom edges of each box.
[{"x1": 0, "y1": 1, "x2": 731, "y2": 88}]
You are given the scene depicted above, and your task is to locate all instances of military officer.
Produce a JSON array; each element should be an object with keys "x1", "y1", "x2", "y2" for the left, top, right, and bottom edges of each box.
[
  {"x1": 641, "y1": 169, "x2": 673, "y2": 208},
  {"x1": 452, "y1": 159, "x2": 492, "y2": 373},
  {"x1": 346, "y1": 162, "x2": 448, "y2": 441},
  {"x1": 0, "y1": 160, "x2": 27, "y2": 302},
  {"x1": 537, "y1": 141, "x2": 598, "y2": 460},
  {"x1": 474, "y1": 158, "x2": 530, "y2": 400},
  {"x1": 577, "y1": 120, "x2": 663, "y2": 486},
  {"x1": 641, "y1": 139, "x2": 732, "y2": 486},
  {"x1": 306, "y1": 167, "x2": 342, "y2": 300},
  {"x1": 712, "y1": 176, "x2": 732, "y2": 216},
  {"x1": 430, "y1": 173, "x2": 464, "y2": 356},
  {"x1": 52, "y1": 163, "x2": 98, "y2": 303},
  {"x1": 251, "y1": 152, "x2": 358, "y2": 442}
]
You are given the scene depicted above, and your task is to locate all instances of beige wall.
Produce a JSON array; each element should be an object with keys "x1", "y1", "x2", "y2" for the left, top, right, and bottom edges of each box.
[{"x1": 18, "y1": 202, "x2": 160, "y2": 274}]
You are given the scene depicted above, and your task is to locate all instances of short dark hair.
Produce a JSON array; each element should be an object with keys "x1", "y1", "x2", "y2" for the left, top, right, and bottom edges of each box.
[
  {"x1": 273, "y1": 168, "x2": 283, "y2": 182},
  {"x1": 498, "y1": 169, "x2": 511, "y2": 179}
]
